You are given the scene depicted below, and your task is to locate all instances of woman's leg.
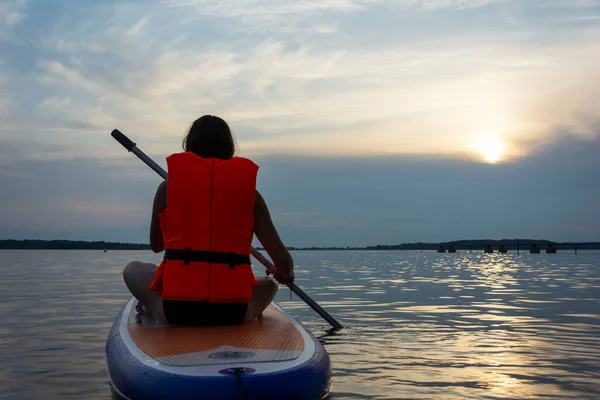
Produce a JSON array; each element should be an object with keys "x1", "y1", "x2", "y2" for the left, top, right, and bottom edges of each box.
[
  {"x1": 244, "y1": 276, "x2": 279, "y2": 322},
  {"x1": 123, "y1": 261, "x2": 168, "y2": 324}
]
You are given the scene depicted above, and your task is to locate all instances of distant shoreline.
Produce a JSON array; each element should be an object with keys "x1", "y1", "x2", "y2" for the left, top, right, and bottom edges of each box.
[
  {"x1": 1, "y1": 239, "x2": 599, "y2": 250},
  {"x1": 0, "y1": 240, "x2": 150, "y2": 250}
]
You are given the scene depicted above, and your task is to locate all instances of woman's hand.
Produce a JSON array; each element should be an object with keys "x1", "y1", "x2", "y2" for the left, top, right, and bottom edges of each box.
[{"x1": 265, "y1": 267, "x2": 295, "y2": 286}]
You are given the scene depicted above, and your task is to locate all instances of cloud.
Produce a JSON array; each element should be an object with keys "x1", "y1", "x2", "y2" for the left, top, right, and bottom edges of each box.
[
  {"x1": 2, "y1": 0, "x2": 599, "y2": 246},
  {"x1": 5, "y1": 12, "x2": 23, "y2": 27},
  {"x1": 0, "y1": 144, "x2": 156, "y2": 232},
  {"x1": 0, "y1": 0, "x2": 27, "y2": 41},
  {"x1": 1, "y1": 133, "x2": 598, "y2": 245},
  {"x1": 1, "y1": 0, "x2": 599, "y2": 167},
  {"x1": 0, "y1": 61, "x2": 15, "y2": 126},
  {"x1": 29, "y1": 19, "x2": 600, "y2": 161},
  {"x1": 166, "y1": 0, "x2": 367, "y2": 20},
  {"x1": 167, "y1": 0, "x2": 510, "y2": 20},
  {"x1": 1, "y1": 0, "x2": 26, "y2": 25},
  {"x1": 399, "y1": 0, "x2": 511, "y2": 10}
]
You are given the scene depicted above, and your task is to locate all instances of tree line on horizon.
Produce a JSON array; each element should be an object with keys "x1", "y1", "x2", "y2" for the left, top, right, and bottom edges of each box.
[
  {"x1": 282, "y1": 239, "x2": 600, "y2": 251},
  {"x1": 2, "y1": 239, "x2": 598, "y2": 250},
  {"x1": 0, "y1": 239, "x2": 150, "y2": 250}
]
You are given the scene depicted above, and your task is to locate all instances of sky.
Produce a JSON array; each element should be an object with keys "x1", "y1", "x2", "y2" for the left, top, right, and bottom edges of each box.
[{"x1": 0, "y1": 0, "x2": 599, "y2": 247}]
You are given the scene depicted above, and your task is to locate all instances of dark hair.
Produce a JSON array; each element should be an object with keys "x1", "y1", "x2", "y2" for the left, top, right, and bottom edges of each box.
[{"x1": 182, "y1": 115, "x2": 235, "y2": 159}]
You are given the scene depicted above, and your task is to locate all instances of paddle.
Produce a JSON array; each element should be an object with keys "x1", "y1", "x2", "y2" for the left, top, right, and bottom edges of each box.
[{"x1": 111, "y1": 129, "x2": 343, "y2": 330}]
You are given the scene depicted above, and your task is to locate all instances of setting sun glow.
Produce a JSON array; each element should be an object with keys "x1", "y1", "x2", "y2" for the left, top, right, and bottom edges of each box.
[{"x1": 474, "y1": 138, "x2": 505, "y2": 164}]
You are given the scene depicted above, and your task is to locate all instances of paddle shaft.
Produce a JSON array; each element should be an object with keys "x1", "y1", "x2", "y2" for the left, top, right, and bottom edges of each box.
[{"x1": 111, "y1": 129, "x2": 343, "y2": 330}]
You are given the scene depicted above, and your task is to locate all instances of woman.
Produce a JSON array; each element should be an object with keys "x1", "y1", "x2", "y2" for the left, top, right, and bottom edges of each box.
[{"x1": 123, "y1": 115, "x2": 295, "y2": 325}]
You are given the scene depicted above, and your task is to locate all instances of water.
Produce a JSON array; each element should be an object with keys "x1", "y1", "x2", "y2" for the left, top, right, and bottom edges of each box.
[{"x1": 1, "y1": 250, "x2": 599, "y2": 399}]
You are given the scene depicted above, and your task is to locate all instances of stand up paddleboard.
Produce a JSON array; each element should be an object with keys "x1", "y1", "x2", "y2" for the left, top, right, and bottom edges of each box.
[{"x1": 106, "y1": 297, "x2": 331, "y2": 400}]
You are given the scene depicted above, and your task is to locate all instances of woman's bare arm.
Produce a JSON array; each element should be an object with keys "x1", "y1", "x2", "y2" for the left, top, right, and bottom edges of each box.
[
  {"x1": 254, "y1": 191, "x2": 294, "y2": 283},
  {"x1": 149, "y1": 180, "x2": 167, "y2": 253}
]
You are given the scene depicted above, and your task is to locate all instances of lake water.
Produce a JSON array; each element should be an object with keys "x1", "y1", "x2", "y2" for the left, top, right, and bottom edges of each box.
[{"x1": 1, "y1": 250, "x2": 599, "y2": 399}]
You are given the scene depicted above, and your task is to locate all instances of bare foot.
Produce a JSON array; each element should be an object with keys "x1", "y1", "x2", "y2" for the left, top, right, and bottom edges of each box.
[{"x1": 135, "y1": 301, "x2": 151, "y2": 316}]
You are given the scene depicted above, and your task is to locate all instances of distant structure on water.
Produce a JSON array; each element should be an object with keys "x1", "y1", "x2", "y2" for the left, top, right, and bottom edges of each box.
[
  {"x1": 448, "y1": 245, "x2": 456, "y2": 253},
  {"x1": 530, "y1": 244, "x2": 541, "y2": 254},
  {"x1": 546, "y1": 244, "x2": 557, "y2": 254},
  {"x1": 499, "y1": 245, "x2": 507, "y2": 253},
  {"x1": 438, "y1": 245, "x2": 446, "y2": 253},
  {"x1": 484, "y1": 245, "x2": 494, "y2": 253}
]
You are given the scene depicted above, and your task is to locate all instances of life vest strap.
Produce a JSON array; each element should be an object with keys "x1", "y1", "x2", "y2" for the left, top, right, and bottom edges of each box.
[{"x1": 164, "y1": 248, "x2": 251, "y2": 269}]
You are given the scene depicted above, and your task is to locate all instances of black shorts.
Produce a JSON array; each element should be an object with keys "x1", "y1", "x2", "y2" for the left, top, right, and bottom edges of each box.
[{"x1": 163, "y1": 300, "x2": 248, "y2": 326}]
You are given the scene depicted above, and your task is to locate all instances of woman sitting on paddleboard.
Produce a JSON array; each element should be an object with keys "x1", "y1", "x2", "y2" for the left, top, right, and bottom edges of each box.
[{"x1": 123, "y1": 115, "x2": 295, "y2": 325}]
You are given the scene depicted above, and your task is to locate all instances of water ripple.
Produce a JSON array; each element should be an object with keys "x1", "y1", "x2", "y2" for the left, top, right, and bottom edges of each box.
[{"x1": 0, "y1": 250, "x2": 599, "y2": 399}]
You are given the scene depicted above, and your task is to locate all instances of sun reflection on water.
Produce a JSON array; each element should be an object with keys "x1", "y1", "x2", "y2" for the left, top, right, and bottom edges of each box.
[
  {"x1": 284, "y1": 251, "x2": 600, "y2": 399},
  {"x1": 1, "y1": 250, "x2": 599, "y2": 399}
]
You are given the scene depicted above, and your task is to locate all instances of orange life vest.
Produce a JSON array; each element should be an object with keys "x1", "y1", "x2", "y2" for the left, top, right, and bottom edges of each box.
[{"x1": 149, "y1": 152, "x2": 258, "y2": 303}]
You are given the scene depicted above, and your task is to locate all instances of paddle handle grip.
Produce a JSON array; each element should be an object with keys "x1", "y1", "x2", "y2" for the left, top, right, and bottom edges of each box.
[
  {"x1": 111, "y1": 129, "x2": 136, "y2": 152},
  {"x1": 112, "y1": 129, "x2": 168, "y2": 180}
]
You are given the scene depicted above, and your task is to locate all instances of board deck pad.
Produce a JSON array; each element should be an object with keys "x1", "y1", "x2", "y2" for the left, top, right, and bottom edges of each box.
[{"x1": 127, "y1": 304, "x2": 304, "y2": 366}]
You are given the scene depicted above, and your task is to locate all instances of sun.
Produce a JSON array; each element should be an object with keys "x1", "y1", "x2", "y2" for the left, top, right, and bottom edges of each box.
[
  {"x1": 481, "y1": 146, "x2": 502, "y2": 163},
  {"x1": 474, "y1": 137, "x2": 505, "y2": 164}
]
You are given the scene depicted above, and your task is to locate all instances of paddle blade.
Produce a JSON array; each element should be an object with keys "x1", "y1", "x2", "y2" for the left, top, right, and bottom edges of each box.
[{"x1": 111, "y1": 129, "x2": 136, "y2": 152}]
